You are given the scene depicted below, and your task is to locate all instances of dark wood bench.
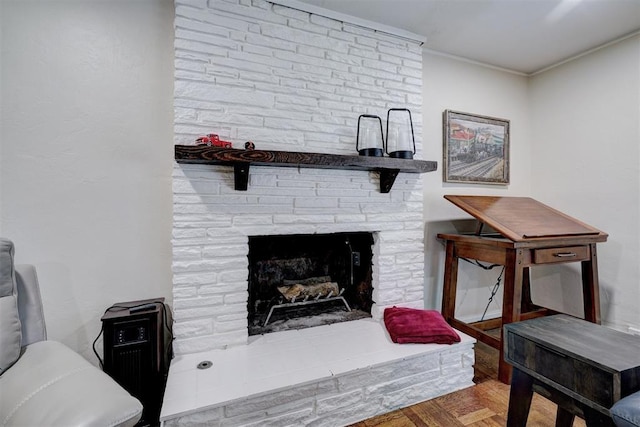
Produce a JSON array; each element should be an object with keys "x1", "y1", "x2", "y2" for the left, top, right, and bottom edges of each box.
[{"x1": 504, "y1": 315, "x2": 640, "y2": 426}]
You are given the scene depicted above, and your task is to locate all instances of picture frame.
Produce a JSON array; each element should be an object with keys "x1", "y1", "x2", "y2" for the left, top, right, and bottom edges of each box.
[{"x1": 443, "y1": 110, "x2": 510, "y2": 185}]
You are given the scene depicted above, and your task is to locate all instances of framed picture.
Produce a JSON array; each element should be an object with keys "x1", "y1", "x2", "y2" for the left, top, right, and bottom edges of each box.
[{"x1": 443, "y1": 110, "x2": 510, "y2": 185}]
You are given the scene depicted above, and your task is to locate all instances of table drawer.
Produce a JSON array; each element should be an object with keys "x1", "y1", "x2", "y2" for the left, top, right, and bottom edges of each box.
[
  {"x1": 505, "y1": 331, "x2": 615, "y2": 408},
  {"x1": 533, "y1": 246, "x2": 589, "y2": 264}
]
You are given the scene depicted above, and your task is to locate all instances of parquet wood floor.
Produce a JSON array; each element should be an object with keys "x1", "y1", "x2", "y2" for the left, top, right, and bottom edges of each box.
[{"x1": 350, "y1": 341, "x2": 587, "y2": 427}]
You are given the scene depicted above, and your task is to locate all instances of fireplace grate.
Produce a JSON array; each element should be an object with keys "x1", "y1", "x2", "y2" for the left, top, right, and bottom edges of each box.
[{"x1": 263, "y1": 289, "x2": 351, "y2": 326}]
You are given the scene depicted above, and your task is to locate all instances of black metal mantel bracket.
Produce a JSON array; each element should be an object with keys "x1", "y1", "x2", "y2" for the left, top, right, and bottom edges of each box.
[
  {"x1": 379, "y1": 169, "x2": 400, "y2": 193},
  {"x1": 233, "y1": 163, "x2": 250, "y2": 191},
  {"x1": 175, "y1": 145, "x2": 437, "y2": 193}
]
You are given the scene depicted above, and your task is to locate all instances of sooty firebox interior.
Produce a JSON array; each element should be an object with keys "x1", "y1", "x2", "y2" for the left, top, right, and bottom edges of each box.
[{"x1": 248, "y1": 232, "x2": 374, "y2": 335}]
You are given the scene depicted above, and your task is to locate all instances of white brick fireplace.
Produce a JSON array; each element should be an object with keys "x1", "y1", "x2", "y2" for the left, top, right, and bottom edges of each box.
[
  {"x1": 163, "y1": 1, "x2": 475, "y2": 425},
  {"x1": 172, "y1": 163, "x2": 428, "y2": 354},
  {"x1": 171, "y1": 0, "x2": 430, "y2": 356}
]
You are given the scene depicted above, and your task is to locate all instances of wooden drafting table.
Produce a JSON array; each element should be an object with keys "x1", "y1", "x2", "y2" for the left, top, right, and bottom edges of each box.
[{"x1": 437, "y1": 195, "x2": 608, "y2": 384}]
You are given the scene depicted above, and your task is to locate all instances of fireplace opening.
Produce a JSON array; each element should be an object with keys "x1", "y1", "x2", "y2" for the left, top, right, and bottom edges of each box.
[{"x1": 248, "y1": 232, "x2": 374, "y2": 335}]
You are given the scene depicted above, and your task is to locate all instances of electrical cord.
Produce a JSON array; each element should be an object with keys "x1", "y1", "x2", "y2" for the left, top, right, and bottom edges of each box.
[{"x1": 92, "y1": 326, "x2": 105, "y2": 369}]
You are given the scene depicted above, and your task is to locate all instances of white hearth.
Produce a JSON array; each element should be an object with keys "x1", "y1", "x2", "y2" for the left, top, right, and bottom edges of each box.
[{"x1": 161, "y1": 319, "x2": 474, "y2": 426}]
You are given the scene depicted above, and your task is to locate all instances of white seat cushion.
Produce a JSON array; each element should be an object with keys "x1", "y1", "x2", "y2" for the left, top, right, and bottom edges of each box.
[{"x1": 0, "y1": 340, "x2": 142, "y2": 427}]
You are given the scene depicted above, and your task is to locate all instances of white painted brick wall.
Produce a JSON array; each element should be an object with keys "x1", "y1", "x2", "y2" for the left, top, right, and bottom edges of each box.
[
  {"x1": 174, "y1": 0, "x2": 422, "y2": 152},
  {"x1": 173, "y1": 0, "x2": 425, "y2": 355}
]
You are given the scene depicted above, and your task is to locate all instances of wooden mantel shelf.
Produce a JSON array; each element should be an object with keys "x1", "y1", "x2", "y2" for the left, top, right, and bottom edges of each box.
[{"x1": 174, "y1": 145, "x2": 438, "y2": 193}]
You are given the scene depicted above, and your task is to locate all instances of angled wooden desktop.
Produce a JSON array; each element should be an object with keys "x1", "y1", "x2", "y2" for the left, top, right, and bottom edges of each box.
[{"x1": 437, "y1": 195, "x2": 608, "y2": 384}]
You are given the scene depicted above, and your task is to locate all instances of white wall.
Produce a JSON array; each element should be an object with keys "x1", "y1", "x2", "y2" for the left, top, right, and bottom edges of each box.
[
  {"x1": 2, "y1": 0, "x2": 638, "y2": 364},
  {"x1": 529, "y1": 35, "x2": 640, "y2": 332},
  {"x1": 0, "y1": 0, "x2": 175, "y2": 362},
  {"x1": 421, "y1": 36, "x2": 640, "y2": 333},
  {"x1": 421, "y1": 52, "x2": 531, "y2": 320}
]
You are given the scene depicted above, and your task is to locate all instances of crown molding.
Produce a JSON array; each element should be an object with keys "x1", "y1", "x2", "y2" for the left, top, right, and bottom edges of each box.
[{"x1": 268, "y1": 0, "x2": 426, "y2": 45}]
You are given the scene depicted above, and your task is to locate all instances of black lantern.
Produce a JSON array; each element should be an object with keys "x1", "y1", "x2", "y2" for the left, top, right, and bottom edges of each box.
[
  {"x1": 356, "y1": 114, "x2": 385, "y2": 157},
  {"x1": 386, "y1": 108, "x2": 416, "y2": 159}
]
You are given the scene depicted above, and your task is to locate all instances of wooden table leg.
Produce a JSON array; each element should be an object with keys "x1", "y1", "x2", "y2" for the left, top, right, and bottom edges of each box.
[
  {"x1": 581, "y1": 243, "x2": 601, "y2": 324},
  {"x1": 555, "y1": 407, "x2": 575, "y2": 427},
  {"x1": 441, "y1": 240, "x2": 458, "y2": 324},
  {"x1": 521, "y1": 267, "x2": 534, "y2": 313},
  {"x1": 582, "y1": 406, "x2": 616, "y2": 427},
  {"x1": 506, "y1": 367, "x2": 534, "y2": 427},
  {"x1": 499, "y1": 249, "x2": 525, "y2": 384}
]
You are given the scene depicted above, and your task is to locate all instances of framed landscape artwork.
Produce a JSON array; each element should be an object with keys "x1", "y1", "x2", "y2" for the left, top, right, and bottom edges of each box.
[{"x1": 443, "y1": 110, "x2": 510, "y2": 185}]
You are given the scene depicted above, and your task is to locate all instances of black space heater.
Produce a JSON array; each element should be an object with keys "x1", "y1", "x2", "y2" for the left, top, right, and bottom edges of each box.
[{"x1": 101, "y1": 298, "x2": 173, "y2": 427}]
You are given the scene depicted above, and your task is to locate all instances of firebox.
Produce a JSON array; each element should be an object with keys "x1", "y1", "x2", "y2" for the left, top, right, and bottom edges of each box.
[{"x1": 248, "y1": 232, "x2": 374, "y2": 335}]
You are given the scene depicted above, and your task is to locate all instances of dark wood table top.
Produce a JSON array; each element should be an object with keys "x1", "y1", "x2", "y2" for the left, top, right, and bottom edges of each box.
[{"x1": 505, "y1": 315, "x2": 640, "y2": 373}]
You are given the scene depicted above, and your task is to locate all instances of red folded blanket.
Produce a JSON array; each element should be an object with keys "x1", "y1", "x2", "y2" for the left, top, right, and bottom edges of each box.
[{"x1": 383, "y1": 306, "x2": 461, "y2": 344}]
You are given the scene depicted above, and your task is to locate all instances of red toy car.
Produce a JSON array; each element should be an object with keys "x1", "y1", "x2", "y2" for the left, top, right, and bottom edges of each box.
[{"x1": 195, "y1": 134, "x2": 233, "y2": 148}]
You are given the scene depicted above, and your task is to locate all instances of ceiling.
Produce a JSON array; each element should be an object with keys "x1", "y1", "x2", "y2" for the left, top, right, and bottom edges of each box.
[{"x1": 293, "y1": 0, "x2": 640, "y2": 75}]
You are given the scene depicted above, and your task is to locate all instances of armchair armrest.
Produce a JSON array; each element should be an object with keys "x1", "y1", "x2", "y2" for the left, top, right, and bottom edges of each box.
[{"x1": 15, "y1": 264, "x2": 46, "y2": 346}]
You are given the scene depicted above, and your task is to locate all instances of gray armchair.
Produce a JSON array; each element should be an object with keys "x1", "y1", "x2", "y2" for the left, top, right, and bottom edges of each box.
[
  {"x1": 612, "y1": 392, "x2": 640, "y2": 427},
  {"x1": 0, "y1": 238, "x2": 142, "y2": 426}
]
